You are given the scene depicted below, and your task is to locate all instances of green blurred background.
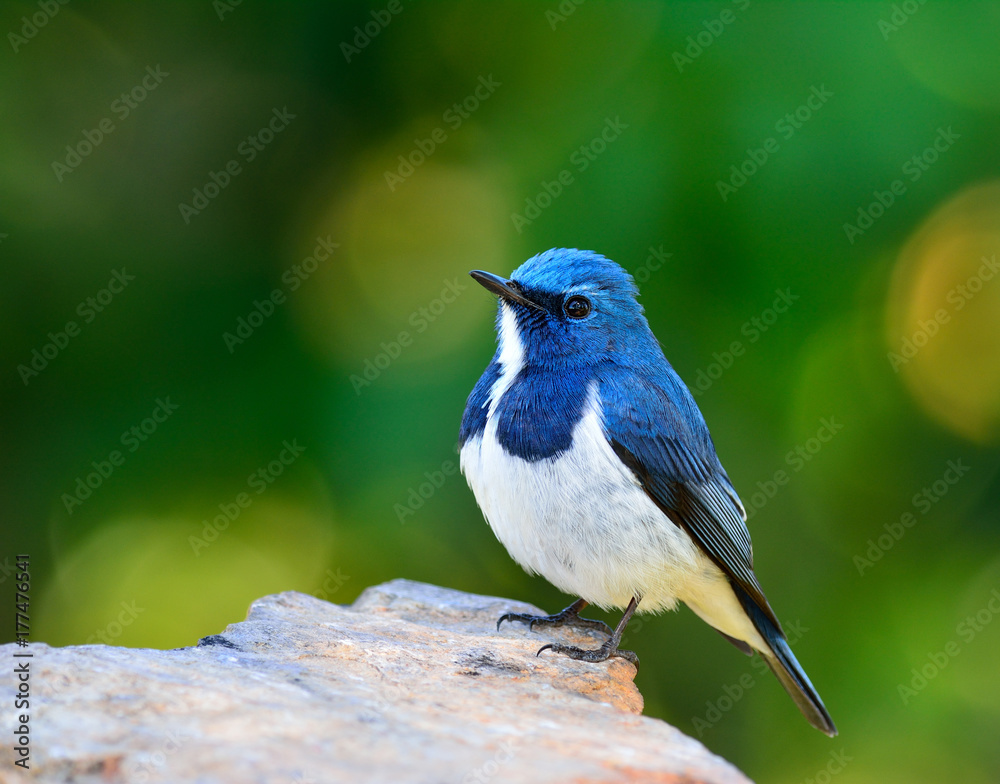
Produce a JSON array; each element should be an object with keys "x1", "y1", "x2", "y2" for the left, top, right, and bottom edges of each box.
[{"x1": 3, "y1": 1, "x2": 1000, "y2": 780}]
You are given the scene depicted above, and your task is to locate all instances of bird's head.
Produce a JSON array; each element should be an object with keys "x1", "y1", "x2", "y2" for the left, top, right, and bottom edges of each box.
[{"x1": 471, "y1": 248, "x2": 658, "y2": 367}]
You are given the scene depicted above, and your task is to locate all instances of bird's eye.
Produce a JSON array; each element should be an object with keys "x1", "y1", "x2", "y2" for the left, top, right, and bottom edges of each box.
[
  {"x1": 507, "y1": 280, "x2": 523, "y2": 293},
  {"x1": 564, "y1": 295, "x2": 592, "y2": 319}
]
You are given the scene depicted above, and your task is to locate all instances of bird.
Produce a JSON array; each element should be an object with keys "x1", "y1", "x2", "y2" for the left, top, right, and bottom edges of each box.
[{"x1": 458, "y1": 248, "x2": 836, "y2": 736}]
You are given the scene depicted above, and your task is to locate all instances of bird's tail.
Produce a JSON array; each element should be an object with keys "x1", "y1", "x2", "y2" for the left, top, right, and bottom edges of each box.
[{"x1": 734, "y1": 583, "x2": 838, "y2": 737}]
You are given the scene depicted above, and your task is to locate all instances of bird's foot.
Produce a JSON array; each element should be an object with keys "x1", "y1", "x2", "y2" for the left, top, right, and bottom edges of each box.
[
  {"x1": 496, "y1": 599, "x2": 612, "y2": 637},
  {"x1": 536, "y1": 639, "x2": 639, "y2": 668},
  {"x1": 532, "y1": 595, "x2": 641, "y2": 668}
]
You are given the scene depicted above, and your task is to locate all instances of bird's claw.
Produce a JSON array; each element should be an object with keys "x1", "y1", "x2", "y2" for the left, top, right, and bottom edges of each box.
[
  {"x1": 536, "y1": 641, "x2": 639, "y2": 668},
  {"x1": 496, "y1": 609, "x2": 613, "y2": 637}
]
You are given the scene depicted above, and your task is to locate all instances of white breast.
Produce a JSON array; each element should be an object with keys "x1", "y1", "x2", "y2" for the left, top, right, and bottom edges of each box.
[{"x1": 462, "y1": 379, "x2": 717, "y2": 612}]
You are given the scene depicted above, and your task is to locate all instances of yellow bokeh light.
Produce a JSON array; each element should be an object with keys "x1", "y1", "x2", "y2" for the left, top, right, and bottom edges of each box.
[
  {"x1": 287, "y1": 145, "x2": 512, "y2": 367},
  {"x1": 887, "y1": 181, "x2": 1000, "y2": 443}
]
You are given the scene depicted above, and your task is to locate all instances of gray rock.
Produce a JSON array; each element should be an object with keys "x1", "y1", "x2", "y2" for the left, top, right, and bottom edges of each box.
[{"x1": 0, "y1": 579, "x2": 751, "y2": 783}]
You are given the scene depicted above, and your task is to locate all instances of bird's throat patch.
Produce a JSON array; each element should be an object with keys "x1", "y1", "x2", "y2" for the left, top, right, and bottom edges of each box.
[{"x1": 492, "y1": 368, "x2": 593, "y2": 461}]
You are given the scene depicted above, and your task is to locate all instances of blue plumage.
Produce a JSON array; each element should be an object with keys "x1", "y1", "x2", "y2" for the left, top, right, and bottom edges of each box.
[
  {"x1": 492, "y1": 366, "x2": 592, "y2": 461},
  {"x1": 459, "y1": 248, "x2": 836, "y2": 736}
]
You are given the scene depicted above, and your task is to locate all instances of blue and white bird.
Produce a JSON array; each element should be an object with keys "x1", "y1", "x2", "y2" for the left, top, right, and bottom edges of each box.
[{"x1": 459, "y1": 248, "x2": 836, "y2": 736}]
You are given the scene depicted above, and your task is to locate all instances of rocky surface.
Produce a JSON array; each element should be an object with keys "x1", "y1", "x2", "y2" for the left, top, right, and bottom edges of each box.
[{"x1": 0, "y1": 579, "x2": 751, "y2": 783}]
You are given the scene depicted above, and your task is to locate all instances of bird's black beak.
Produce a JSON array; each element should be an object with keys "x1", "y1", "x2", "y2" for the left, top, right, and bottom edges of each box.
[{"x1": 469, "y1": 270, "x2": 543, "y2": 311}]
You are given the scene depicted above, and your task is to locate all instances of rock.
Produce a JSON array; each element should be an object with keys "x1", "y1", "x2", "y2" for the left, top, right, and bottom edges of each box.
[{"x1": 0, "y1": 579, "x2": 751, "y2": 784}]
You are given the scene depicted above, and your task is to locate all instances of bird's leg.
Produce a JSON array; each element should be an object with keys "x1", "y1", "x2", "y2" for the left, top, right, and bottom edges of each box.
[
  {"x1": 536, "y1": 596, "x2": 640, "y2": 667},
  {"x1": 497, "y1": 598, "x2": 613, "y2": 637}
]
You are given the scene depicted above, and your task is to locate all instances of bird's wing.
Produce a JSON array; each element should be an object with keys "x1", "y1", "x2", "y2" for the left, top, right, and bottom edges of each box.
[{"x1": 600, "y1": 371, "x2": 782, "y2": 632}]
